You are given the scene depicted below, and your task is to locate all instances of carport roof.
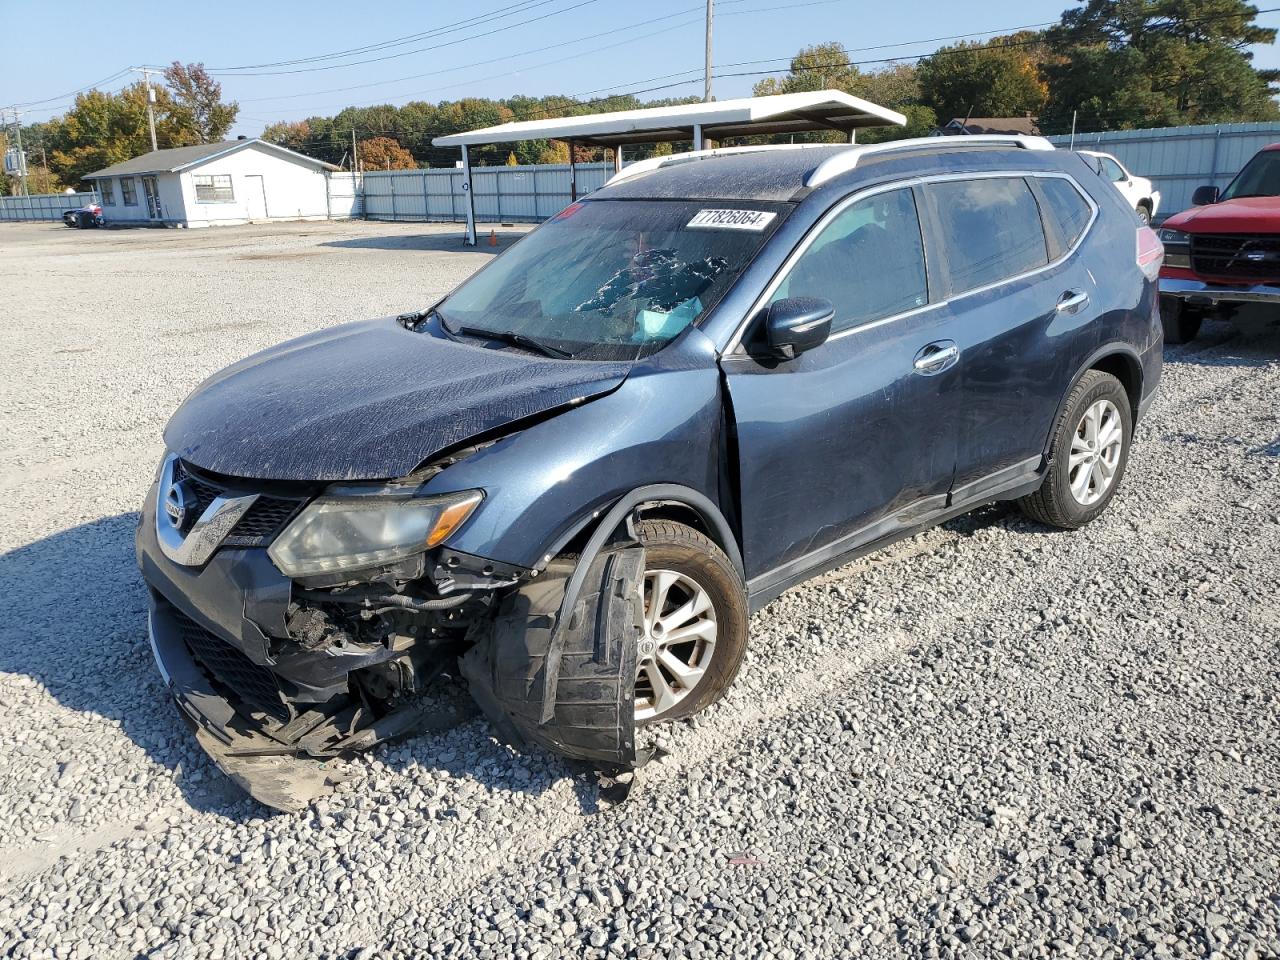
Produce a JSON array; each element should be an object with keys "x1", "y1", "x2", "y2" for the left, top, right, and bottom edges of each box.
[
  {"x1": 83, "y1": 139, "x2": 339, "y2": 179},
  {"x1": 431, "y1": 90, "x2": 906, "y2": 148}
]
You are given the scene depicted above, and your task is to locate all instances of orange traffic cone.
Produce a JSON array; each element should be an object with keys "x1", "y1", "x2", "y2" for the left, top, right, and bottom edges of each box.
[{"x1": 488, "y1": 229, "x2": 498, "y2": 247}]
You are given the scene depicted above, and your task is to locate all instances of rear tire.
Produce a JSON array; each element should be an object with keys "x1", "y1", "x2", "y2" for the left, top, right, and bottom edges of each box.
[
  {"x1": 1018, "y1": 370, "x2": 1132, "y2": 530},
  {"x1": 634, "y1": 519, "x2": 748, "y2": 725},
  {"x1": 1160, "y1": 295, "x2": 1203, "y2": 345}
]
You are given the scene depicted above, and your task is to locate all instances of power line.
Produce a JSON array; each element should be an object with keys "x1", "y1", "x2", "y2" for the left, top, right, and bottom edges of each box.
[
  {"x1": 207, "y1": 0, "x2": 564, "y2": 70},
  {"x1": 206, "y1": 0, "x2": 606, "y2": 77}
]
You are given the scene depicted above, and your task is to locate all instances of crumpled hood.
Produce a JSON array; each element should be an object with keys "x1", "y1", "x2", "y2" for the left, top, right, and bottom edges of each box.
[
  {"x1": 164, "y1": 317, "x2": 632, "y2": 481},
  {"x1": 1164, "y1": 196, "x2": 1280, "y2": 232}
]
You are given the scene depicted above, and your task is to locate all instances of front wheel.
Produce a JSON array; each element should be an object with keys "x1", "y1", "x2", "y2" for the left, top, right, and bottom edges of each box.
[
  {"x1": 634, "y1": 519, "x2": 748, "y2": 725},
  {"x1": 1136, "y1": 204, "x2": 1152, "y2": 225},
  {"x1": 1018, "y1": 370, "x2": 1132, "y2": 530}
]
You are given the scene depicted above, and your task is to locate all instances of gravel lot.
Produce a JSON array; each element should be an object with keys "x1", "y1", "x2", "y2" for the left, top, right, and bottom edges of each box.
[{"x1": 1, "y1": 219, "x2": 1278, "y2": 960}]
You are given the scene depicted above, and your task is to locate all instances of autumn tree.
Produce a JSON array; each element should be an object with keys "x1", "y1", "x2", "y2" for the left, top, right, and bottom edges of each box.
[
  {"x1": 916, "y1": 33, "x2": 1051, "y2": 122},
  {"x1": 357, "y1": 136, "x2": 417, "y2": 170},
  {"x1": 164, "y1": 62, "x2": 238, "y2": 143},
  {"x1": 45, "y1": 83, "x2": 196, "y2": 185}
]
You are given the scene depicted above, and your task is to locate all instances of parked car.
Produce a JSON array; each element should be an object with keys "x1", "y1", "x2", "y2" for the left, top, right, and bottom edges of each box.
[
  {"x1": 1157, "y1": 143, "x2": 1280, "y2": 343},
  {"x1": 62, "y1": 202, "x2": 104, "y2": 228},
  {"x1": 137, "y1": 136, "x2": 1164, "y2": 810},
  {"x1": 1079, "y1": 150, "x2": 1161, "y2": 224}
]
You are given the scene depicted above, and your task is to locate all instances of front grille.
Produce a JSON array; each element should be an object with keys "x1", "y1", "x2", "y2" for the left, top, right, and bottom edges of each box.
[
  {"x1": 171, "y1": 607, "x2": 290, "y2": 722},
  {"x1": 1190, "y1": 233, "x2": 1280, "y2": 281},
  {"x1": 173, "y1": 459, "x2": 304, "y2": 546}
]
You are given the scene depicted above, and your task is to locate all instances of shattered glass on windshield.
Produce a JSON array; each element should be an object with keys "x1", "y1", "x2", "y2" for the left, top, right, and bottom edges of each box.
[{"x1": 435, "y1": 199, "x2": 787, "y2": 360}]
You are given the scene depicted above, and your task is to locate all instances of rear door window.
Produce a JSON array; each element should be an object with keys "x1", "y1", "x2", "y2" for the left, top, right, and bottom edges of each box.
[
  {"x1": 770, "y1": 187, "x2": 929, "y2": 332},
  {"x1": 1035, "y1": 176, "x2": 1093, "y2": 250},
  {"x1": 924, "y1": 177, "x2": 1049, "y2": 297}
]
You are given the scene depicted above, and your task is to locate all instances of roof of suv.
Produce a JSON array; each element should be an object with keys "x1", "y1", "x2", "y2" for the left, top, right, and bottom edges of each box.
[{"x1": 596, "y1": 137, "x2": 1063, "y2": 203}]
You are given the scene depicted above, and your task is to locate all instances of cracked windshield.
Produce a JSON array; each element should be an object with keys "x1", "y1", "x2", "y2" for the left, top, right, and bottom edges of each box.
[{"x1": 437, "y1": 199, "x2": 787, "y2": 359}]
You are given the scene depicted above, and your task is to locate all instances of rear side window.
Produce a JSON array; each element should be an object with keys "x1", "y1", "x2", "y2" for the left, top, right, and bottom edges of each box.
[
  {"x1": 770, "y1": 187, "x2": 928, "y2": 332},
  {"x1": 1036, "y1": 176, "x2": 1093, "y2": 249},
  {"x1": 924, "y1": 177, "x2": 1048, "y2": 296}
]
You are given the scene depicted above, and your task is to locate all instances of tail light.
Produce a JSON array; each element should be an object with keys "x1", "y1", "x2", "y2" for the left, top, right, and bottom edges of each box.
[{"x1": 1137, "y1": 226, "x2": 1163, "y2": 281}]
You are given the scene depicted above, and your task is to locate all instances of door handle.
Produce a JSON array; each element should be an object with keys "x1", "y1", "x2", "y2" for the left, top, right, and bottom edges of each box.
[
  {"x1": 913, "y1": 340, "x2": 959, "y2": 375},
  {"x1": 1057, "y1": 290, "x2": 1090, "y2": 314}
]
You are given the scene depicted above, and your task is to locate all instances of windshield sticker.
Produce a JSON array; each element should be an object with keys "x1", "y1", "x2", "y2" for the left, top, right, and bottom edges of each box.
[{"x1": 686, "y1": 209, "x2": 777, "y2": 231}]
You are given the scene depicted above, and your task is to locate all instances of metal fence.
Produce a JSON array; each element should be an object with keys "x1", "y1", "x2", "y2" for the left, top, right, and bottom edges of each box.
[
  {"x1": 0, "y1": 191, "x2": 98, "y2": 222},
  {"x1": 359, "y1": 162, "x2": 612, "y2": 223},
  {"x1": 1048, "y1": 122, "x2": 1280, "y2": 217}
]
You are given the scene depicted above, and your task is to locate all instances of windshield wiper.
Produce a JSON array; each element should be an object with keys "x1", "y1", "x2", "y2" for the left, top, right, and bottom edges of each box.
[{"x1": 452, "y1": 325, "x2": 574, "y2": 359}]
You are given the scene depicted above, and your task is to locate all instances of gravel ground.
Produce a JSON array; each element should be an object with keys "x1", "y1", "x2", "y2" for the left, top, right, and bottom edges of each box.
[{"x1": 1, "y1": 220, "x2": 1278, "y2": 960}]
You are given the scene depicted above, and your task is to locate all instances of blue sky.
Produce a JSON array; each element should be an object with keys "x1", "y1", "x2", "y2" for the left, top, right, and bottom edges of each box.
[{"x1": 3, "y1": 0, "x2": 1278, "y2": 137}]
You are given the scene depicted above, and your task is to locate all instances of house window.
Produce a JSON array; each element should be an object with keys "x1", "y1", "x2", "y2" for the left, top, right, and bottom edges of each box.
[
  {"x1": 99, "y1": 180, "x2": 115, "y2": 205},
  {"x1": 120, "y1": 178, "x2": 137, "y2": 205},
  {"x1": 194, "y1": 174, "x2": 234, "y2": 203}
]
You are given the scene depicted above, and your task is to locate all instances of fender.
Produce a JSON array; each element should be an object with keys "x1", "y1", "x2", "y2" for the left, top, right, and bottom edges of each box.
[
  {"x1": 1042, "y1": 342, "x2": 1145, "y2": 458},
  {"x1": 536, "y1": 484, "x2": 743, "y2": 728}
]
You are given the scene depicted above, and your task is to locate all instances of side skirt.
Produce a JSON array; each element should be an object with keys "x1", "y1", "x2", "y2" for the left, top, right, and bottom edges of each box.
[{"x1": 745, "y1": 458, "x2": 1043, "y2": 614}]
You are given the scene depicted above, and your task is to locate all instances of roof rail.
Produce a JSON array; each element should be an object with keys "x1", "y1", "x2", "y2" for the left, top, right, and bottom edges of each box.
[
  {"x1": 805, "y1": 134, "x2": 1055, "y2": 187},
  {"x1": 605, "y1": 143, "x2": 835, "y2": 187}
]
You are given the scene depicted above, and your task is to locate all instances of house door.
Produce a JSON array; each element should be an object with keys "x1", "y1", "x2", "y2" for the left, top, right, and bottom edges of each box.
[
  {"x1": 141, "y1": 175, "x2": 162, "y2": 220},
  {"x1": 245, "y1": 175, "x2": 268, "y2": 220}
]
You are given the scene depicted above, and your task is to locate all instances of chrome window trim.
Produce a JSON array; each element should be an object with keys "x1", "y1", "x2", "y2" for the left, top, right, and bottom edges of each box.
[{"x1": 724, "y1": 170, "x2": 1099, "y2": 356}]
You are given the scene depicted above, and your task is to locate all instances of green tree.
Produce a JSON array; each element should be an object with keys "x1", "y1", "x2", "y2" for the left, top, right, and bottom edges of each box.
[
  {"x1": 917, "y1": 33, "x2": 1051, "y2": 122},
  {"x1": 163, "y1": 62, "x2": 238, "y2": 143},
  {"x1": 754, "y1": 42, "x2": 862, "y2": 96},
  {"x1": 1040, "y1": 0, "x2": 1280, "y2": 131}
]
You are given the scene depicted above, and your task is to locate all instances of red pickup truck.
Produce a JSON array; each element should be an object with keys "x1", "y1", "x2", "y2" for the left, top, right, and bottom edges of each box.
[{"x1": 1158, "y1": 143, "x2": 1280, "y2": 343}]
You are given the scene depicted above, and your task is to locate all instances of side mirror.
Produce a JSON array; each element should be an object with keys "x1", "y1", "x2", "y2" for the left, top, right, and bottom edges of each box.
[
  {"x1": 1192, "y1": 185, "x2": 1220, "y2": 206},
  {"x1": 764, "y1": 297, "x2": 834, "y2": 360}
]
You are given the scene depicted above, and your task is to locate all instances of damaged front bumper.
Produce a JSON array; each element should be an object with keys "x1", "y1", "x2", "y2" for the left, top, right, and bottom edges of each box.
[{"x1": 138, "y1": 466, "x2": 650, "y2": 812}]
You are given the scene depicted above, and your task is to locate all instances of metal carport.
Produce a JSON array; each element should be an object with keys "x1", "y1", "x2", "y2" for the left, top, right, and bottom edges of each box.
[{"x1": 431, "y1": 90, "x2": 906, "y2": 245}]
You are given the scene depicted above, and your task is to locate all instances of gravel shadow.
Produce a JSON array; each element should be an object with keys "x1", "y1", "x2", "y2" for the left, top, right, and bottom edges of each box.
[
  {"x1": 0, "y1": 513, "x2": 262, "y2": 817},
  {"x1": 0, "y1": 513, "x2": 600, "y2": 819}
]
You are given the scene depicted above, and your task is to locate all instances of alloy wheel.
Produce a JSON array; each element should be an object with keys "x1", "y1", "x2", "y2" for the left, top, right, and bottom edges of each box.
[
  {"x1": 1068, "y1": 398, "x2": 1124, "y2": 506},
  {"x1": 635, "y1": 568, "x2": 718, "y2": 722}
]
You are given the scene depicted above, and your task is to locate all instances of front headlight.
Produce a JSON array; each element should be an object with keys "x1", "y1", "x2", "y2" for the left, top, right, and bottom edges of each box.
[
  {"x1": 1157, "y1": 228, "x2": 1190, "y2": 268},
  {"x1": 268, "y1": 490, "x2": 483, "y2": 578}
]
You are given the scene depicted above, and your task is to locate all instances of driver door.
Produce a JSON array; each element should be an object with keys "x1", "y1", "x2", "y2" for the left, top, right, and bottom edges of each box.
[{"x1": 721, "y1": 186, "x2": 961, "y2": 598}]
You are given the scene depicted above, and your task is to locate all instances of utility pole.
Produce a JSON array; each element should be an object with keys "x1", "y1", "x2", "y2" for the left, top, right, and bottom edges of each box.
[
  {"x1": 132, "y1": 66, "x2": 159, "y2": 152},
  {"x1": 1069, "y1": 110, "x2": 1078, "y2": 151},
  {"x1": 704, "y1": 0, "x2": 713, "y2": 104},
  {"x1": 351, "y1": 127, "x2": 359, "y2": 173},
  {"x1": 11, "y1": 108, "x2": 29, "y2": 197}
]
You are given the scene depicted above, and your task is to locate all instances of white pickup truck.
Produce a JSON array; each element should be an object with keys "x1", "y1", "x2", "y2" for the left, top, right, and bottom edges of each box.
[{"x1": 1080, "y1": 150, "x2": 1161, "y2": 224}]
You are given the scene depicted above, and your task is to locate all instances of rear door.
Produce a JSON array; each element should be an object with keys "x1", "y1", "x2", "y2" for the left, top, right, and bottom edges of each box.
[
  {"x1": 919, "y1": 174, "x2": 1099, "y2": 502},
  {"x1": 722, "y1": 185, "x2": 960, "y2": 594}
]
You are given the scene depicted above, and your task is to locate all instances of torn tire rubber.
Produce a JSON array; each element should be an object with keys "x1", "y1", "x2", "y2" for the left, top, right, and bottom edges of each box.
[{"x1": 460, "y1": 544, "x2": 645, "y2": 766}]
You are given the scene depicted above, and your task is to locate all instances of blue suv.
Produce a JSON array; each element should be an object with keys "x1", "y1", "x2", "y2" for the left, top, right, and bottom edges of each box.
[{"x1": 137, "y1": 136, "x2": 1164, "y2": 809}]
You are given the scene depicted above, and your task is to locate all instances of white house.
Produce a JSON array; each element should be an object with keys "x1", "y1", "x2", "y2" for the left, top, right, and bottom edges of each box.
[{"x1": 83, "y1": 139, "x2": 340, "y2": 228}]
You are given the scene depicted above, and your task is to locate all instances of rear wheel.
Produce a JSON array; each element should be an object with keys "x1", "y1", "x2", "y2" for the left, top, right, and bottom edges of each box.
[
  {"x1": 1136, "y1": 203, "x2": 1152, "y2": 225},
  {"x1": 634, "y1": 520, "x2": 748, "y2": 725},
  {"x1": 1160, "y1": 295, "x2": 1203, "y2": 345},
  {"x1": 1018, "y1": 370, "x2": 1132, "y2": 530}
]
